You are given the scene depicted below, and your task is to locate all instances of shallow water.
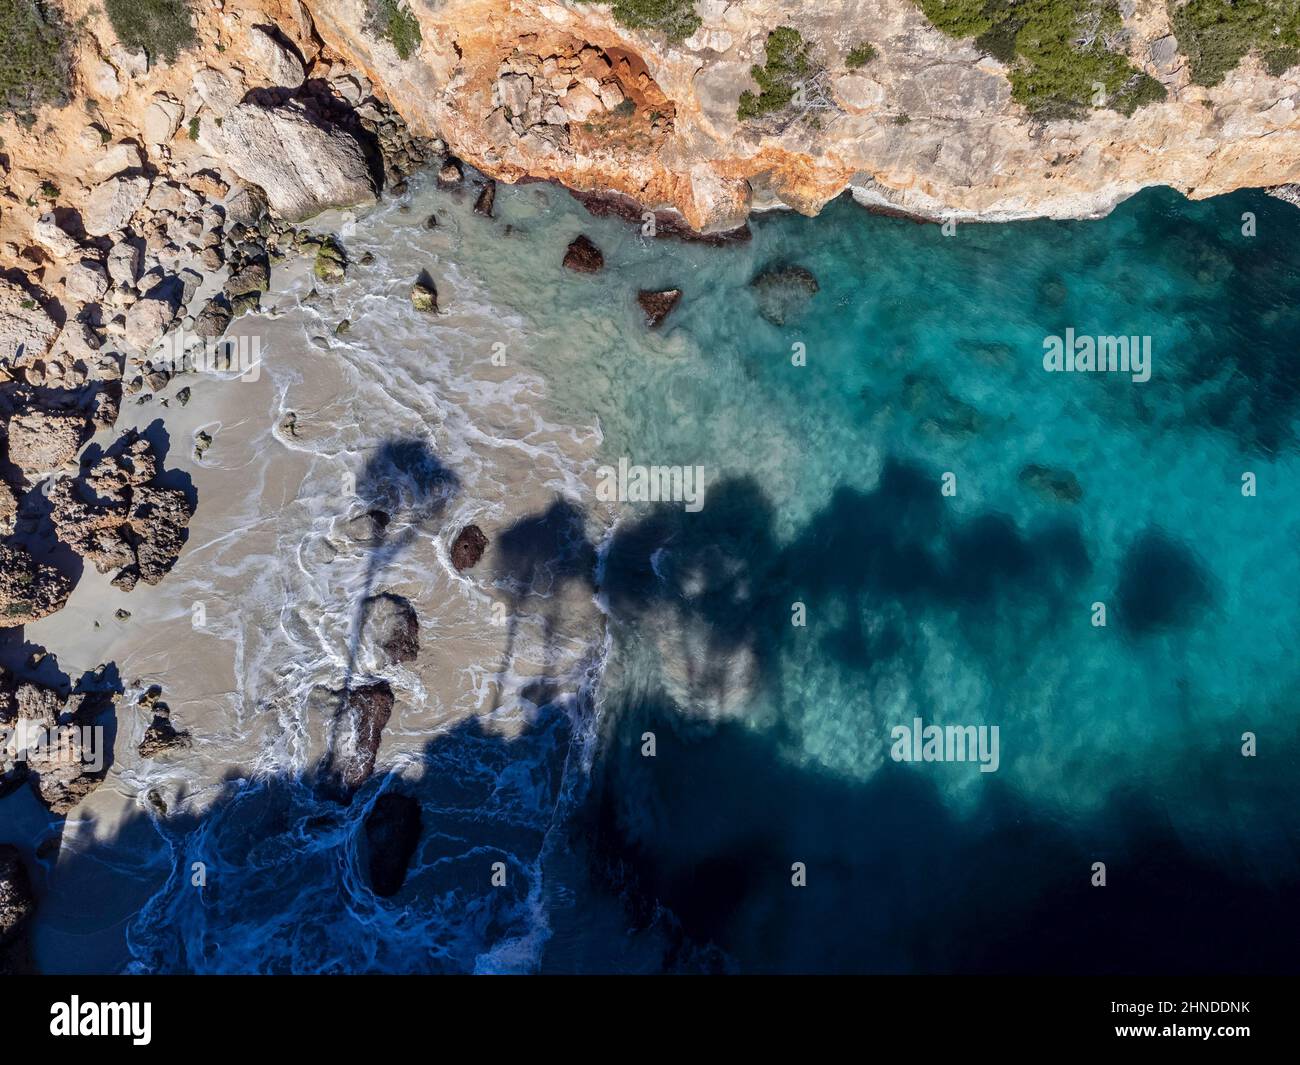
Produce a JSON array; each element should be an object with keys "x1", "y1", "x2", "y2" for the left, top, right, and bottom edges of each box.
[{"x1": 17, "y1": 174, "x2": 1300, "y2": 973}]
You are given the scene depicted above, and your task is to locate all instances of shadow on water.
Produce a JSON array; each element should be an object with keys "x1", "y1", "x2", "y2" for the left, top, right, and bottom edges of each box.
[{"x1": 2, "y1": 448, "x2": 1291, "y2": 974}]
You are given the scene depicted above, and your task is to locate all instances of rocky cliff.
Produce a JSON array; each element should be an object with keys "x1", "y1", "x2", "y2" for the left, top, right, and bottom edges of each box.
[{"x1": 301, "y1": 0, "x2": 1300, "y2": 229}]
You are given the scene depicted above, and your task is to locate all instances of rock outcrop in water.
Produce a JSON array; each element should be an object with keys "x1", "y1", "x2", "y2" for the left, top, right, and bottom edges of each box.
[
  {"x1": 322, "y1": 681, "x2": 395, "y2": 801},
  {"x1": 450, "y1": 524, "x2": 489, "y2": 570},
  {"x1": 0, "y1": 845, "x2": 35, "y2": 960},
  {"x1": 750, "y1": 265, "x2": 819, "y2": 326},
  {"x1": 362, "y1": 593, "x2": 420, "y2": 666}
]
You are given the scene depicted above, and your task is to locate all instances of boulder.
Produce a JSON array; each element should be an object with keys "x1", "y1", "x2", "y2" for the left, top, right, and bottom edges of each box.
[
  {"x1": 6, "y1": 682, "x2": 112, "y2": 815},
  {"x1": 142, "y1": 96, "x2": 184, "y2": 145},
  {"x1": 83, "y1": 175, "x2": 150, "y2": 237},
  {"x1": 0, "y1": 280, "x2": 59, "y2": 364},
  {"x1": 6, "y1": 409, "x2": 92, "y2": 477},
  {"x1": 750, "y1": 264, "x2": 819, "y2": 326},
  {"x1": 31, "y1": 215, "x2": 78, "y2": 259},
  {"x1": 0, "y1": 846, "x2": 34, "y2": 945},
  {"x1": 138, "y1": 707, "x2": 192, "y2": 759},
  {"x1": 247, "y1": 27, "x2": 305, "y2": 88},
  {"x1": 106, "y1": 240, "x2": 143, "y2": 286},
  {"x1": 364, "y1": 792, "x2": 422, "y2": 897},
  {"x1": 125, "y1": 293, "x2": 178, "y2": 350},
  {"x1": 0, "y1": 544, "x2": 72, "y2": 627},
  {"x1": 362, "y1": 593, "x2": 419, "y2": 666},
  {"x1": 410, "y1": 279, "x2": 438, "y2": 313},
  {"x1": 64, "y1": 260, "x2": 110, "y2": 303},
  {"x1": 323, "y1": 682, "x2": 394, "y2": 801},
  {"x1": 562, "y1": 235, "x2": 604, "y2": 273},
  {"x1": 637, "y1": 288, "x2": 682, "y2": 328},
  {"x1": 449, "y1": 524, "x2": 488, "y2": 570},
  {"x1": 474, "y1": 181, "x2": 496, "y2": 218},
  {"x1": 437, "y1": 158, "x2": 463, "y2": 187},
  {"x1": 199, "y1": 101, "x2": 378, "y2": 222},
  {"x1": 47, "y1": 429, "x2": 193, "y2": 589}
]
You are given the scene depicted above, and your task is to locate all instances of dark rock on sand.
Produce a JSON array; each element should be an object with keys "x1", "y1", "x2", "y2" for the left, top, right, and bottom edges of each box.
[
  {"x1": 48, "y1": 429, "x2": 194, "y2": 590},
  {"x1": 0, "y1": 544, "x2": 72, "y2": 628},
  {"x1": 362, "y1": 593, "x2": 420, "y2": 665},
  {"x1": 364, "y1": 792, "x2": 423, "y2": 897},
  {"x1": 750, "y1": 264, "x2": 819, "y2": 326},
  {"x1": 563, "y1": 235, "x2": 604, "y2": 273},
  {"x1": 323, "y1": 682, "x2": 394, "y2": 801},
  {"x1": 637, "y1": 288, "x2": 682, "y2": 328},
  {"x1": 449, "y1": 524, "x2": 488, "y2": 570},
  {"x1": 0, "y1": 846, "x2": 34, "y2": 945}
]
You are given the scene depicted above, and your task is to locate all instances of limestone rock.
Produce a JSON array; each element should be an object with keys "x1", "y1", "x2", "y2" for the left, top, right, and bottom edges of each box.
[
  {"x1": 198, "y1": 101, "x2": 378, "y2": 222},
  {"x1": 83, "y1": 175, "x2": 150, "y2": 237},
  {"x1": 0, "y1": 280, "x2": 59, "y2": 363},
  {"x1": 64, "y1": 260, "x2": 110, "y2": 304},
  {"x1": 0, "y1": 544, "x2": 72, "y2": 627},
  {"x1": 31, "y1": 215, "x2": 78, "y2": 259},
  {"x1": 6, "y1": 409, "x2": 92, "y2": 478},
  {"x1": 48, "y1": 428, "x2": 194, "y2": 589},
  {"x1": 247, "y1": 27, "x2": 305, "y2": 88}
]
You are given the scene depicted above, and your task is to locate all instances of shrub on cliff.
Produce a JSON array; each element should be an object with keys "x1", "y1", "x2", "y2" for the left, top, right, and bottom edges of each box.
[
  {"x1": 367, "y1": 0, "x2": 422, "y2": 60},
  {"x1": 104, "y1": 0, "x2": 196, "y2": 64},
  {"x1": 0, "y1": 0, "x2": 72, "y2": 121},
  {"x1": 846, "y1": 42, "x2": 879, "y2": 68},
  {"x1": 737, "y1": 27, "x2": 814, "y2": 120},
  {"x1": 575, "y1": 0, "x2": 701, "y2": 43},
  {"x1": 917, "y1": 0, "x2": 1166, "y2": 117},
  {"x1": 1168, "y1": 0, "x2": 1300, "y2": 86}
]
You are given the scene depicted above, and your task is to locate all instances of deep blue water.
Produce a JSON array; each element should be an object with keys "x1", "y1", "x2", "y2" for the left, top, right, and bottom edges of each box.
[{"x1": 521, "y1": 185, "x2": 1300, "y2": 973}]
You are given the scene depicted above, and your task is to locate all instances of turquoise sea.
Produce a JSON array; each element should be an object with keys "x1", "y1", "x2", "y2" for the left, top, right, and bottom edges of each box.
[{"x1": 76, "y1": 175, "x2": 1300, "y2": 973}]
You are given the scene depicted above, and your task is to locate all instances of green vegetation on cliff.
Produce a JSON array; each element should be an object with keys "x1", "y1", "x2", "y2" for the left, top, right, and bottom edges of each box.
[
  {"x1": 0, "y1": 0, "x2": 72, "y2": 121},
  {"x1": 1168, "y1": 0, "x2": 1300, "y2": 86},
  {"x1": 917, "y1": 0, "x2": 1167, "y2": 117},
  {"x1": 104, "y1": 0, "x2": 196, "y2": 65},
  {"x1": 738, "y1": 27, "x2": 814, "y2": 120},
  {"x1": 368, "y1": 0, "x2": 422, "y2": 60},
  {"x1": 575, "y1": 0, "x2": 701, "y2": 43}
]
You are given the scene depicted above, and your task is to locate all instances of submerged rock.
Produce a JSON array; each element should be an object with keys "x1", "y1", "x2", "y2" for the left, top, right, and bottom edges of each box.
[
  {"x1": 750, "y1": 264, "x2": 819, "y2": 326},
  {"x1": 563, "y1": 235, "x2": 604, "y2": 273},
  {"x1": 1019, "y1": 464, "x2": 1083, "y2": 504},
  {"x1": 364, "y1": 792, "x2": 423, "y2": 897},
  {"x1": 362, "y1": 593, "x2": 420, "y2": 665},
  {"x1": 637, "y1": 288, "x2": 682, "y2": 328},
  {"x1": 449, "y1": 524, "x2": 488, "y2": 570}
]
